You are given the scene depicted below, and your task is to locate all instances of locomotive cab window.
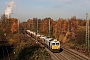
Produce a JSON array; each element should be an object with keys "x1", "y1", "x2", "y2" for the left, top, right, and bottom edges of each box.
[
  {"x1": 52, "y1": 43, "x2": 55, "y2": 45},
  {"x1": 56, "y1": 43, "x2": 59, "y2": 45}
]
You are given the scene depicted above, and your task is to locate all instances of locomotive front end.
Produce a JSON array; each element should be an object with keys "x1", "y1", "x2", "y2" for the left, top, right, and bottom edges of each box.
[{"x1": 50, "y1": 40, "x2": 60, "y2": 52}]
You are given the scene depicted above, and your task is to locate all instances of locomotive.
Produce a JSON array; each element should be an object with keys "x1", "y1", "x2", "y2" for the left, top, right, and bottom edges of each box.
[{"x1": 44, "y1": 37, "x2": 60, "y2": 52}]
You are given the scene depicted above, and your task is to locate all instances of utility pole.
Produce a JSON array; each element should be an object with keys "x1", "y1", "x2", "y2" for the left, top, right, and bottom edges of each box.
[
  {"x1": 48, "y1": 19, "x2": 50, "y2": 37},
  {"x1": 18, "y1": 20, "x2": 19, "y2": 34},
  {"x1": 67, "y1": 18, "x2": 70, "y2": 32},
  {"x1": 86, "y1": 13, "x2": 89, "y2": 53},
  {"x1": 37, "y1": 19, "x2": 38, "y2": 35}
]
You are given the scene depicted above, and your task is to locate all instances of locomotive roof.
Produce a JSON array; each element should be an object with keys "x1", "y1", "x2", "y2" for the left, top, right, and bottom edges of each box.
[
  {"x1": 51, "y1": 39, "x2": 60, "y2": 43},
  {"x1": 45, "y1": 38, "x2": 53, "y2": 41}
]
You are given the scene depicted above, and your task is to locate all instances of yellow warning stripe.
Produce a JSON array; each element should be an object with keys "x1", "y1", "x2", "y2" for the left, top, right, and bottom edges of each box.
[{"x1": 52, "y1": 46, "x2": 60, "y2": 49}]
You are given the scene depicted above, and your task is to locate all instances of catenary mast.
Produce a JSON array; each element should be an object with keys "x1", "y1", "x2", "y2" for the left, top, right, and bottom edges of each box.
[{"x1": 86, "y1": 13, "x2": 89, "y2": 53}]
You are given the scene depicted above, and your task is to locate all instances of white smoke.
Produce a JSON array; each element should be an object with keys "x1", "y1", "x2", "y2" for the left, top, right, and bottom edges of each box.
[{"x1": 5, "y1": 0, "x2": 16, "y2": 18}]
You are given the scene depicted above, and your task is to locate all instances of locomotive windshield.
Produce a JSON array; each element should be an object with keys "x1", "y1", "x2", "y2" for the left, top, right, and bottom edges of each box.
[
  {"x1": 56, "y1": 43, "x2": 59, "y2": 45},
  {"x1": 52, "y1": 43, "x2": 55, "y2": 45}
]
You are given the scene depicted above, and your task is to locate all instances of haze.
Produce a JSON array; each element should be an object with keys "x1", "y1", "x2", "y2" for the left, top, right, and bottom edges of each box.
[{"x1": 0, "y1": 0, "x2": 90, "y2": 21}]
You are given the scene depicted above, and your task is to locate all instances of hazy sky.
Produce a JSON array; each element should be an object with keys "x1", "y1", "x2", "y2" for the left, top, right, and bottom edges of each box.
[{"x1": 0, "y1": 0, "x2": 90, "y2": 21}]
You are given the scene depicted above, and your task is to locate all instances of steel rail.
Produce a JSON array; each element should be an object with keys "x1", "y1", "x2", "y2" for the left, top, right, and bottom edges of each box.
[{"x1": 62, "y1": 47, "x2": 90, "y2": 60}]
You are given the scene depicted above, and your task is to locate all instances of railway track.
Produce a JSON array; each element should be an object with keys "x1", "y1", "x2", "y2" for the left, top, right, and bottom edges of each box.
[
  {"x1": 45, "y1": 47, "x2": 69, "y2": 60},
  {"x1": 46, "y1": 47, "x2": 90, "y2": 60},
  {"x1": 62, "y1": 47, "x2": 90, "y2": 60},
  {"x1": 27, "y1": 34, "x2": 90, "y2": 60},
  {"x1": 54, "y1": 53, "x2": 68, "y2": 60}
]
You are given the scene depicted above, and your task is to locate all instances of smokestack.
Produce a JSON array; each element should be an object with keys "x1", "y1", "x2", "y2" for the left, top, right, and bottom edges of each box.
[
  {"x1": 5, "y1": 13, "x2": 11, "y2": 19},
  {"x1": 5, "y1": 0, "x2": 16, "y2": 19}
]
